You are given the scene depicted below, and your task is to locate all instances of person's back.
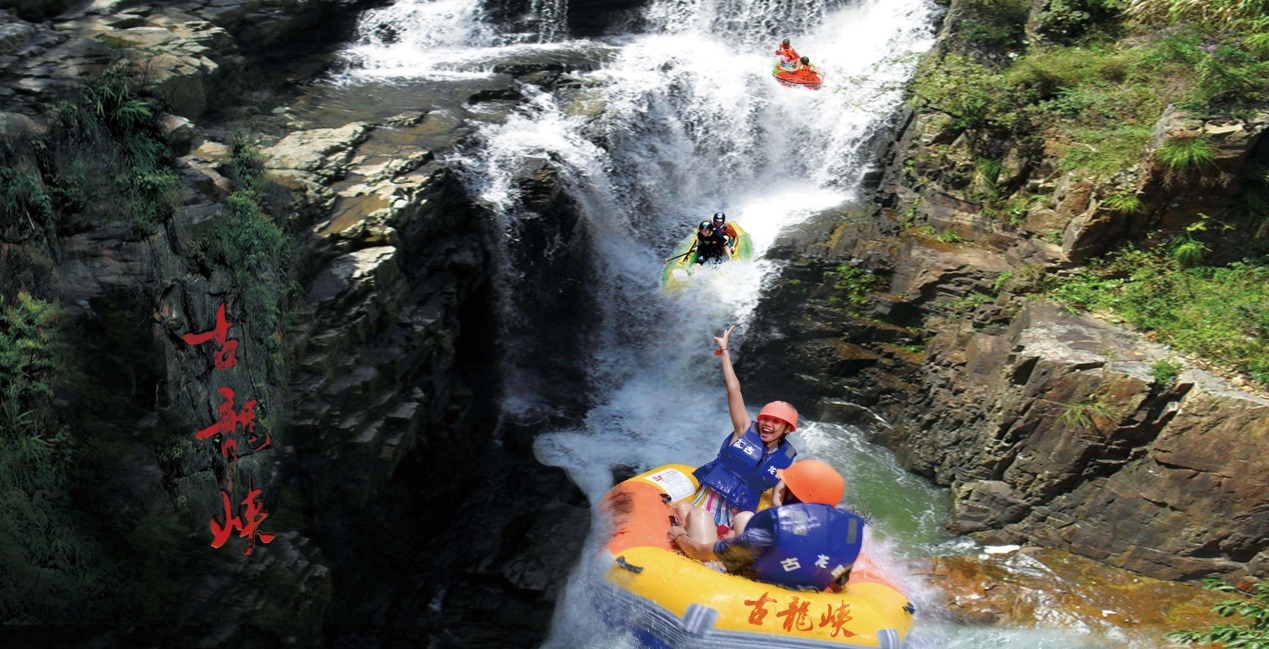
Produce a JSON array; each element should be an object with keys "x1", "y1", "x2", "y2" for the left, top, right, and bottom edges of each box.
[
  {"x1": 745, "y1": 503, "x2": 864, "y2": 590},
  {"x1": 707, "y1": 459, "x2": 863, "y2": 591},
  {"x1": 794, "y1": 56, "x2": 817, "y2": 80}
]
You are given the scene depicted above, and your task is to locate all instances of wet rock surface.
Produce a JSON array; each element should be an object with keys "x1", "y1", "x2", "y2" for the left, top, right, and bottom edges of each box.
[{"x1": 921, "y1": 547, "x2": 1231, "y2": 645}]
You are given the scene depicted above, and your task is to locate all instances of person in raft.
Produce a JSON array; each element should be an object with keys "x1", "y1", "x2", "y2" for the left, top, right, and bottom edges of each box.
[
  {"x1": 793, "y1": 55, "x2": 820, "y2": 81},
  {"x1": 711, "y1": 211, "x2": 738, "y2": 256},
  {"x1": 670, "y1": 459, "x2": 866, "y2": 592},
  {"x1": 776, "y1": 38, "x2": 800, "y2": 70},
  {"x1": 672, "y1": 325, "x2": 798, "y2": 539},
  {"x1": 694, "y1": 220, "x2": 729, "y2": 264}
]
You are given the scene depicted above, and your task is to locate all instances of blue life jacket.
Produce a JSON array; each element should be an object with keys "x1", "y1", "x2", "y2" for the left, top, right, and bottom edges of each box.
[
  {"x1": 750, "y1": 503, "x2": 865, "y2": 591},
  {"x1": 693, "y1": 425, "x2": 796, "y2": 512}
]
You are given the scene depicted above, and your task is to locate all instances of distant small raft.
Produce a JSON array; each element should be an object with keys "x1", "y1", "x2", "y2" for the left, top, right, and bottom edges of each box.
[
  {"x1": 593, "y1": 465, "x2": 915, "y2": 649},
  {"x1": 661, "y1": 222, "x2": 754, "y2": 292},
  {"x1": 773, "y1": 64, "x2": 823, "y2": 90}
]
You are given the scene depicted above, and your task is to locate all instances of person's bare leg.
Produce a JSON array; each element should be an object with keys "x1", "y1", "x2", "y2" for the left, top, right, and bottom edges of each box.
[
  {"x1": 684, "y1": 506, "x2": 719, "y2": 545},
  {"x1": 673, "y1": 501, "x2": 693, "y2": 525},
  {"x1": 731, "y1": 510, "x2": 754, "y2": 535}
]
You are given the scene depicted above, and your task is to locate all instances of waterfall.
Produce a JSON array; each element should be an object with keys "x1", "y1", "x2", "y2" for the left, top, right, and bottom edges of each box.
[
  {"x1": 339, "y1": 0, "x2": 570, "y2": 75},
  {"x1": 327, "y1": 0, "x2": 1114, "y2": 646},
  {"x1": 529, "y1": 0, "x2": 569, "y2": 41}
]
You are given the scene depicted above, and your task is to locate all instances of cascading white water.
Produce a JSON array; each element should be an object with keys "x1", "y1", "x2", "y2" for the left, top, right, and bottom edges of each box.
[
  {"x1": 333, "y1": 1, "x2": 1122, "y2": 647},
  {"x1": 339, "y1": 0, "x2": 573, "y2": 76}
]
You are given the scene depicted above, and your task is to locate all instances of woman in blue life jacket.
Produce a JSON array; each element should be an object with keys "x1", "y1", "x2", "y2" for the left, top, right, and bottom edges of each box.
[
  {"x1": 670, "y1": 459, "x2": 865, "y2": 592},
  {"x1": 672, "y1": 325, "x2": 798, "y2": 546}
]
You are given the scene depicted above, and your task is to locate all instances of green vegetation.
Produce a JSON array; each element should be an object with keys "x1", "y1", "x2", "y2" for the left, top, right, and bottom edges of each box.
[
  {"x1": 189, "y1": 134, "x2": 291, "y2": 338},
  {"x1": 1169, "y1": 233, "x2": 1208, "y2": 267},
  {"x1": 1169, "y1": 577, "x2": 1269, "y2": 648},
  {"x1": 1150, "y1": 358, "x2": 1183, "y2": 385},
  {"x1": 1127, "y1": 0, "x2": 1269, "y2": 24},
  {"x1": 41, "y1": 65, "x2": 176, "y2": 230},
  {"x1": 1102, "y1": 191, "x2": 1143, "y2": 214},
  {"x1": 954, "y1": 0, "x2": 1030, "y2": 50},
  {"x1": 1155, "y1": 134, "x2": 1216, "y2": 184},
  {"x1": 2, "y1": 68, "x2": 272, "y2": 625},
  {"x1": 948, "y1": 291, "x2": 993, "y2": 314},
  {"x1": 907, "y1": 0, "x2": 1269, "y2": 234},
  {"x1": 1058, "y1": 393, "x2": 1116, "y2": 428},
  {"x1": 1051, "y1": 249, "x2": 1269, "y2": 384},
  {"x1": 0, "y1": 293, "x2": 117, "y2": 623},
  {"x1": 827, "y1": 264, "x2": 883, "y2": 307}
]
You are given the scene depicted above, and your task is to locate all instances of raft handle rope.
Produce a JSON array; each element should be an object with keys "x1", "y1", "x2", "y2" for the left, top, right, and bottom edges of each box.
[
  {"x1": 903, "y1": 602, "x2": 915, "y2": 614},
  {"x1": 616, "y1": 556, "x2": 645, "y2": 573}
]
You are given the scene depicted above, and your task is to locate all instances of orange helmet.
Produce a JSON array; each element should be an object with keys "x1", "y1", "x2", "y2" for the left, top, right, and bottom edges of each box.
[
  {"x1": 777, "y1": 459, "x2": 844, "y2": 505},
  {"x1": 757, "y1": 401, "x2": 798, "y2": 432}
]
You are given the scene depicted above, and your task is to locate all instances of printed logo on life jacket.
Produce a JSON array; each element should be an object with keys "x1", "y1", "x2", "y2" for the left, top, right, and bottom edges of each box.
[
  {"x1": 734, "y1": 437, "x2": 760, "y2": 458},
  {"x1": 781, "y1": 507, "x2": 826, "y2": 536}
]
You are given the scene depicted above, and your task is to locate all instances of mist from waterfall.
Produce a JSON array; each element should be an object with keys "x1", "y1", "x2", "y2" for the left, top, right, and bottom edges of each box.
[{"x1": 334, "y1": 1, "x2": 1112, "y2": 647}]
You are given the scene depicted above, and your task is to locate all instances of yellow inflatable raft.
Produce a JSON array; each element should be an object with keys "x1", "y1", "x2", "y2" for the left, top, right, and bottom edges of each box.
[{"x1": 594, "y1": 464, "x2": 915, "y2": 648}]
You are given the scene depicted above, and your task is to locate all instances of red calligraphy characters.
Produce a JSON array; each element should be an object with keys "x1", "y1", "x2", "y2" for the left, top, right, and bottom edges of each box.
[
  {"x1": 740, "y1": 593, "x2": 859, "y2": 638},
  {"x1": 777, "y1": 596, "x2": 814, "y2": 632},
  {"x1": 210, "y1": 486, "x2": 277, "y2": 555},
  {"x1": 820, "y1": 601, "x2": 857, "y2": 638},
  {"x1": 183, "y1": 302, "x2": 280, "y2": 554},
  {"x1": 194, "y1": 386, "x2": 269, "y2": 460},
  {"x1": 182, "y1": 303, "x2": 240, "y2": 370},
  {"x1": 745, "y1": 592, "x2": 775, "y2": 626}
]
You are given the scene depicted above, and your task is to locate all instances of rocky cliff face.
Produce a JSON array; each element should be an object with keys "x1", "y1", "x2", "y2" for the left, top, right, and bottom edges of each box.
[
  {"x1": 742, "y1": 0, "x2": 1269, "y2": 587},
  {"x1": 2, "y1": 1, "x2": 590, "y2": 645}
]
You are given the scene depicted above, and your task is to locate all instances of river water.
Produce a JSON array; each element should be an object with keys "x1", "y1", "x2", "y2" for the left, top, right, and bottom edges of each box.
[{"x1": 324, "y1": 1, "x2": 1128, "y2": 647}]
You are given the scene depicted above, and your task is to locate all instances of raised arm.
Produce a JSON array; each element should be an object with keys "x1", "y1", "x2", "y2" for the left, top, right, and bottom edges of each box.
[{"x1": 714, "y1": 326, "x2": 750, "y2": 443}]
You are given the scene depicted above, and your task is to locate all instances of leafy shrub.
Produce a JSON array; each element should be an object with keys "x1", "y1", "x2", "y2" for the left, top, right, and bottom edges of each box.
[
  {"x1": 1036, "y1": 0, "x2": 1126, "y2": 42},
  {"x1": 189, "y1": 192, "x2": 289, "y2": 335},
  {"x1": 1170, "y1": 233, "x2": 1208, "y2": 267},
  {"x1": 1168, "y1": 577, "x2": 1269, "y2": 648},
  {"x1": 827, "y1": 264, "x2": 883, "y2": 307},
  {"x1": 0, "y1": 166, "x2": 54, "y2": 242},
  {"x1": 1194, "y1": 41, "x2": 1269, "y2": 108}
]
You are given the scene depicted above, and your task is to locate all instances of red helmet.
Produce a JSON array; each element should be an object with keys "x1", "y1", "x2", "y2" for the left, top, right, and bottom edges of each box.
[
  {"x1": 777, "y1": 459, "x2": 844, "y2": 506},
  {"x1": 757, "y1": 401, "x2": 798, "y2": 432}
]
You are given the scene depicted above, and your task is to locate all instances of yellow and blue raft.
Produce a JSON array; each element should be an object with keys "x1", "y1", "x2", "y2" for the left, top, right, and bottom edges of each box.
[{"x1": 593, "y1": 464, "x2": 915, "y2": 648}]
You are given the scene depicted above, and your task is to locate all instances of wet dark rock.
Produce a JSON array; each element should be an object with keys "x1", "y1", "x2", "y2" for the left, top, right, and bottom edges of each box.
[
  {"x1": 1, "y1": 0, "x2": 77, "y2": 21},
  {"x1": 467, "y1": 86, "x2": 524, "y2": 104},
  {"x1": 2, "y1": 1, "x2": 598, "y2": 645}
]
